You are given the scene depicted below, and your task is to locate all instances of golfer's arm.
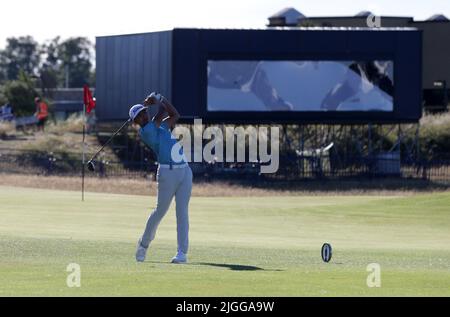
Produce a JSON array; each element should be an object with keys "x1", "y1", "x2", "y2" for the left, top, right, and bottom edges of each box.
[
  {"x1": 160, "y1": 97, "x2": 180, "y2": 128},
  {"x1": 153, "y1": 106, "x2": 167, "y2": 124}
]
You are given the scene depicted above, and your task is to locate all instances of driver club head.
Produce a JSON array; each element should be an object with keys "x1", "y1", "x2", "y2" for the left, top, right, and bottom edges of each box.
[{"x1": 87, "y1": 160, "x2": 96, "y2": 172}]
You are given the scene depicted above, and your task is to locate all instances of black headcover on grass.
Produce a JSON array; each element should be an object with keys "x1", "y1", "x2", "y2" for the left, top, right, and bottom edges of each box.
[{"x1": 87, "y1": 161, "x2": 96, "y2": 172}]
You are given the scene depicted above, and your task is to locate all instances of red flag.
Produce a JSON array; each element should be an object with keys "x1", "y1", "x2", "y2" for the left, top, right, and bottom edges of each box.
[{"x1": 83, "y1": 85, "x2": 96, "y2": 114}]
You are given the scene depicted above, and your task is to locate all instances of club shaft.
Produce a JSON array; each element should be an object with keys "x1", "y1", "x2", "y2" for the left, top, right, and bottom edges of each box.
[{"x1": 89, "y1": 119, "x2": 130, "y2": 162}]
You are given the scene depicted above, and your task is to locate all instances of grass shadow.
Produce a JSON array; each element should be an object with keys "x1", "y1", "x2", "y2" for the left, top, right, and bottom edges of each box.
[
  {"x1": 193, "y1": 262, "x2": 284, "y2": 272},
  {"x1": 145, "y1": 261, "x2": 283, "y2": 271}
]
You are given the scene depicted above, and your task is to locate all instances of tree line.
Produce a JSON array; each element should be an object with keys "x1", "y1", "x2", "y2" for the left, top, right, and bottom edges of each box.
[{"x1": 0, "y1": 36, "x2": 95, "y2": 116}]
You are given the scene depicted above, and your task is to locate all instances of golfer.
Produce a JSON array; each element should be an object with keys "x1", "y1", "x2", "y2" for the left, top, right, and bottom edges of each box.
[{"x1": 130, "y1": 92, "x2": 192, "y2": 264}]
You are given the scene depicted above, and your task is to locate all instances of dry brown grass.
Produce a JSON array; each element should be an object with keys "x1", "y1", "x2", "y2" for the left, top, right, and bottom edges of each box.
[
  {"x1": 420, "y1": 111, "x2": 450, "y2": 127},
  {"x1": 17, "y1": 132, "x2": 109, "y2": 158},
  {"x1": 0, "y1": 114, "x2": 115, "y2": 161},
  {"x1": 0, "y1": 173, "x2": 294, "y2": 197},
  {"x1": 45, "y1": 113, "x2": 84, "y2": 134},
  {"x1": 0, "y1": 121, "x2": 15, "y2": 138},
  {"x1": 1, "y1": 173, "x2": 448, "y2": 197},
  {"x1": 10, "y1": 131, "x2": 116, "y2": 162}
]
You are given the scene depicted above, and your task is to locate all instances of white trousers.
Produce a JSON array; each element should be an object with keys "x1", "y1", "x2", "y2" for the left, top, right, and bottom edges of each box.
[{"x1": 141, "y1": 165, "x2": 193, "y2": 254}]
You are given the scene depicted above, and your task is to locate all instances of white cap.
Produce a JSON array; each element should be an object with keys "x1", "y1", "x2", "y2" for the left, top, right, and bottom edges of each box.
[{"x1": 129, "y1": 104, "x2": 146, "y2": 121}]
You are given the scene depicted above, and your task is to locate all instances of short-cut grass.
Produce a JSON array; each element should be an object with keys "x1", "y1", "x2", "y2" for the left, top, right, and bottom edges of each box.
[{"x1": 0, "y1": 186, "x2": 449, "y2": 296}]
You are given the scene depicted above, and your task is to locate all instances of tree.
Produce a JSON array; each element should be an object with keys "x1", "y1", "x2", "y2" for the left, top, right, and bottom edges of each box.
[
  {"x1": 39, "y1": 37, "x2": 61, "y2": 91},
  {"x1": 42, "y1": 37, "x2": 61, "y2": 69},
  {"x1": 58, "y1": 37, "x2": 94, "y2": 87},
  {"x1": 0, "y1": 36, "x2": 95, "y2": 94},
  {"x1": 0, "y1": 89, "x2": 7, "y2": 106},
  {"x1": 298, "y1": 20, "x2": 318, "y2": 27},
  {"x1": 2, "y1": 70, "x2": 39, "y2": 116},
  {"x1": 0, "y1": 54, "x2": 7, "y2": 83},
  {"x1": 0, "y1": 36, "x2": 41, "y2": 81}
]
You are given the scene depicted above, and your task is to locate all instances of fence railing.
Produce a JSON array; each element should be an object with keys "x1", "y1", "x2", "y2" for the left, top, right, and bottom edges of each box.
[{"x1": 0, "y1": 148, "x2": 449, "y2": 183}]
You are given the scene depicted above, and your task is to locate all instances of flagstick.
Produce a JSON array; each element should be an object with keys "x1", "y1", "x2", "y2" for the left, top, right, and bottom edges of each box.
[{"x1": 82, "y1": 102, "x2": 86, "y2": 202}]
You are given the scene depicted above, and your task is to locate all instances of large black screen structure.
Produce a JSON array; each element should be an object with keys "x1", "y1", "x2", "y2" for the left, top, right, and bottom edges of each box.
[
  {"x1": 96, "y1": 28, "x2": 422, "y2": 123},
  {"x1": 207, "y1": 60, "x2": 394, "y2": 112}
]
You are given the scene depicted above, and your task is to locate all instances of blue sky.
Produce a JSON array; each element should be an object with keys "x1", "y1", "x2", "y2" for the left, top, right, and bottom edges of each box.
[{"x1": 0, "y1": 0, "x2": 449, "y2": 47}]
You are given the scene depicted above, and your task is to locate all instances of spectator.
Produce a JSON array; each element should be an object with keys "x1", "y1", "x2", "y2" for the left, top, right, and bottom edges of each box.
[
  {"x1": 0, "y1": 103, "x2": 14, "y2": 121},
  {"x1": 34, "y1": 97, "x2": 49, "y2": 132}
]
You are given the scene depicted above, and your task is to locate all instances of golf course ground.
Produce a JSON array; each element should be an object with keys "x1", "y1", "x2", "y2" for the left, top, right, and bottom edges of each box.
[{"x1": 0, "y1": 185, "x2": 449, "y2": 296}]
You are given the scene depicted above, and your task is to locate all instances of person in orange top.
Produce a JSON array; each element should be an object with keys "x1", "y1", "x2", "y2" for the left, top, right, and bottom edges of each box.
[{"x1": 34, "y1": 97, "x2": 49, "y2": 132}]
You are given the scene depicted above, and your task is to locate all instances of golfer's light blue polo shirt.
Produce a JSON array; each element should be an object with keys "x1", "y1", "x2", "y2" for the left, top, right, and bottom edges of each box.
[{"x1": 139, "y1": 121, "x2": 186, "y2": 165}]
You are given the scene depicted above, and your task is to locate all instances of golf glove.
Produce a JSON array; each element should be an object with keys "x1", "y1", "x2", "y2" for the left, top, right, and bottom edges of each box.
[{"x1": 147, "y1": 92, "x2": 163, "y2": 103}]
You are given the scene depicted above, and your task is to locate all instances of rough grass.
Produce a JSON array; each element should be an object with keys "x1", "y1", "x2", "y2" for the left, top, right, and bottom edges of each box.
[
  {"x1": 0, "y1": 114, "x2": 115, "y2": 161},
  {"x1": 418, "y1": 112, "x2": 450, "y2": 159},
  {"x1": 420, "y1": 111, "x2": 450, "y2": 127},
  {"x1": 1, "y1": 173, "x2": 449, "y2": 197},
  {"x1": 0, "y1": 173, "x2": 348, "y2": 197},
  {"x1": 15, "y1": 114, "x2": 96, "y2": 155},
  {"x1": 0, "y1": 121, "x2": 15, "y2": 138},
  {"x1": 17, "y1": 133, "x2": 102, "y2": 158},
  {"x1": 45, "y1": 113, "x2": 84, "y2": 134},
  {"x1": 0, "y1": 186, "x2": 449, "y2": 296}
]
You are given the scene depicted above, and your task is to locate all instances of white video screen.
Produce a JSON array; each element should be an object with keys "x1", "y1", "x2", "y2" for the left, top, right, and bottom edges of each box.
[{"x1": 207, "y1": 60, "x2": 394, "y2": 112}]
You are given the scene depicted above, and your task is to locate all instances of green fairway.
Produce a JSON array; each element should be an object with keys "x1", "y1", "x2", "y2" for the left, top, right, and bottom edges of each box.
[{"x1": 0, "y1": 185, "x2": 449, "y2": 296}]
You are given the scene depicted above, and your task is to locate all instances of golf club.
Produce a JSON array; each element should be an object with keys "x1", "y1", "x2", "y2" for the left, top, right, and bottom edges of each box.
[{"x1": 86, "y1": 119, "x2": 131, "y2": 172}]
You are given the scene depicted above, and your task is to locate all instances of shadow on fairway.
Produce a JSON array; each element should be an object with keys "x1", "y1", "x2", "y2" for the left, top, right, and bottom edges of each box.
[
  {"x1": 194, "y1": 262, "x2": 283, "y2": 272},
  {"x1": 144, "y1": 261, "x2": 283, "y2": 271}
]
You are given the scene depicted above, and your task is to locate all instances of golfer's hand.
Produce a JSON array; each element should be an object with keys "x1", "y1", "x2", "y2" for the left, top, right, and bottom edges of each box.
[{"x1": 143, "y1": 92, "x2": 163, "y2": 106}]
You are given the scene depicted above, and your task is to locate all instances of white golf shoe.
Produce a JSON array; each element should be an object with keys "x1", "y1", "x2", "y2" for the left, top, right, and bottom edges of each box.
[
  {"x1": 171, "y1": 251, "x2": 187, "y2": 264},
  {"x1": 135, "y1": 239, "x2": 148, "y2": 263}
]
